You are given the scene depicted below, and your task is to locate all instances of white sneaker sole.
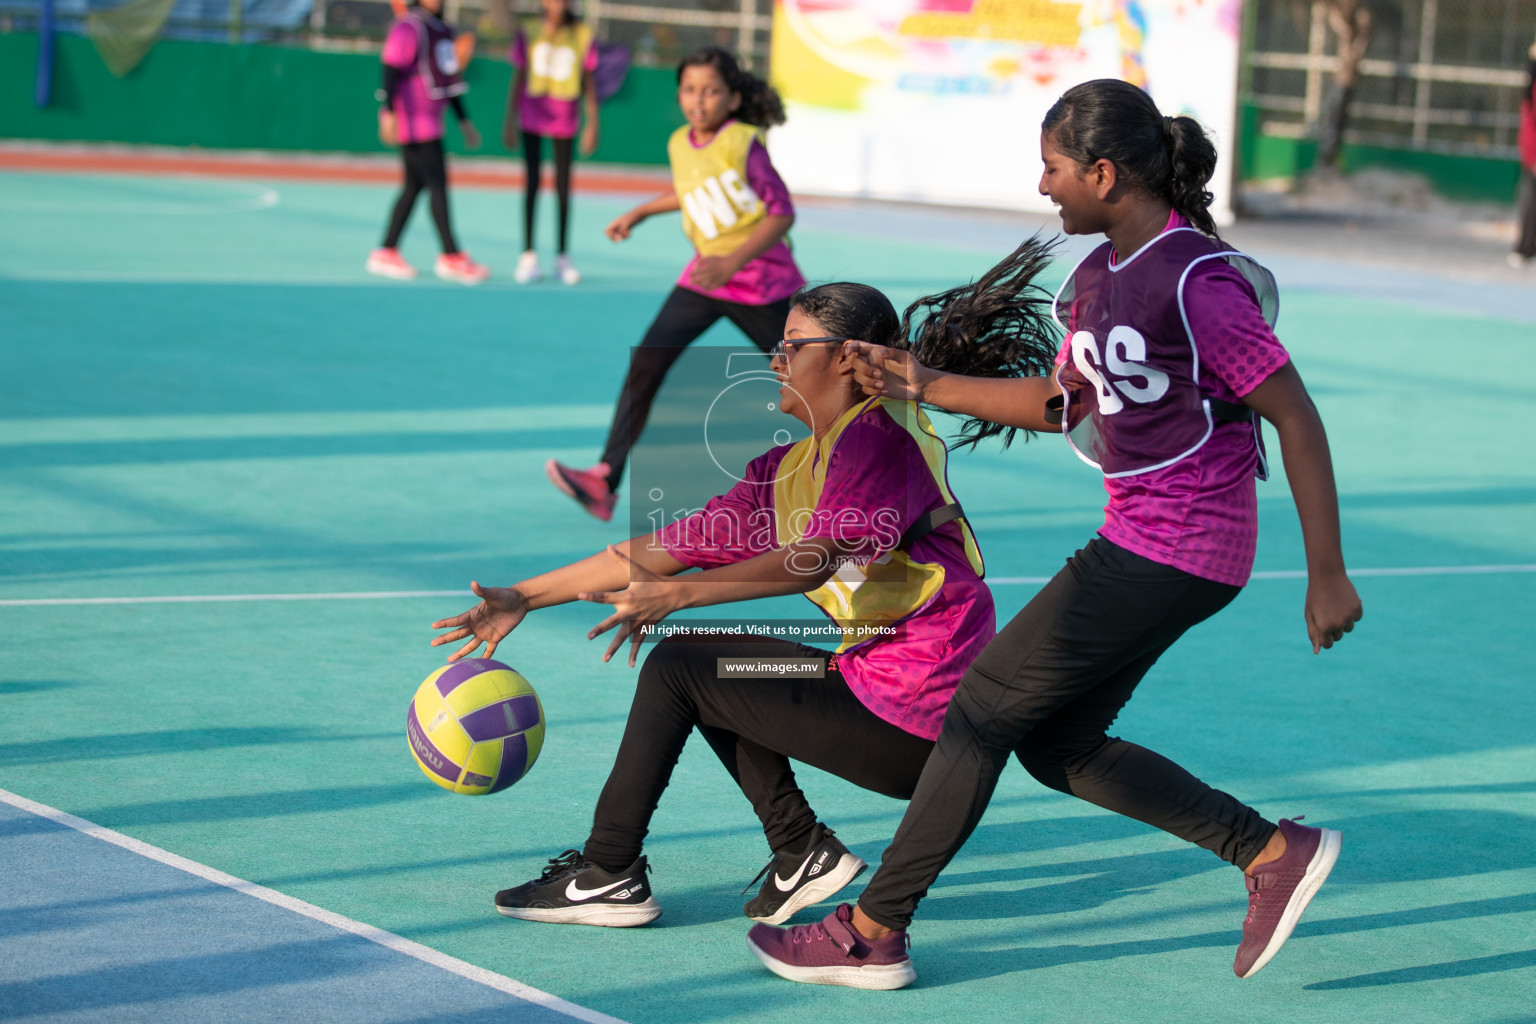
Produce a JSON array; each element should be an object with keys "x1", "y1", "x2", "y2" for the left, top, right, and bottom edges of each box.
[
  {"x1": 746, "y1": 935, "x2": 915, "y2": 990},
  {"x1": 366, "y1": 261, "x2": 416, "y2": 280},
  {"x1": 496, "y1": 897, "x2": 661, "y2": 927},
  {"x1": 750, "y1": 854, "x2": 868, "y2": 925},
  {"x1": 1240, "y1": 828, "x2": 1342, "y2": 978},
  {"x1": 436, "y1": 269, "x2": 488, "y2": 286}
]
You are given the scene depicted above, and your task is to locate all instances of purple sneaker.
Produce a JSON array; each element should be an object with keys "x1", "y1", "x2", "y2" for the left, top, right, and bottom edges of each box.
[
  {"x1": 1234, "y1": 816, "x2": 1342, "y2": 978},
  {"x1": 746, "y1": 903, "x2": 915, "y2": 990}
]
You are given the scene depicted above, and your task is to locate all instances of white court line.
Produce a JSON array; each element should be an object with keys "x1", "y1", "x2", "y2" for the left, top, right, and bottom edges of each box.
[
  {"x1": 0, "y1": 787, "x2": 630, "y2": 1024},
  {"x1": 1, "y1": 564, "x2": 1533, "y2": 607},
  {"x1": 0, "y1": 590, "x2": 466, "y2": 607},
  {"x1": 990, "y1": 563, "x2": 1536, "y2": 585}
]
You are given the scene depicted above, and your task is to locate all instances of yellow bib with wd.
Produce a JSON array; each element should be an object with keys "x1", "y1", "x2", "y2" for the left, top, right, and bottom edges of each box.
[
  {"x1": 523, "y1": 21, "x2": 592, "y2": 102},
  {"x1": 773, "y1": 399, "x2": 985, "y2": 654},
  {"x1": 668, "y1": 121, "x2": 768, "y2": 258}
]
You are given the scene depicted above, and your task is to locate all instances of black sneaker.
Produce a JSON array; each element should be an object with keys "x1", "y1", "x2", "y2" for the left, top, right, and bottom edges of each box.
[
  {"x1": 494, "y1": 849, "x2": 662, "y2": 927},
  {"x1": 743, "y1": 824, "x2": 867, "y2": 925}
]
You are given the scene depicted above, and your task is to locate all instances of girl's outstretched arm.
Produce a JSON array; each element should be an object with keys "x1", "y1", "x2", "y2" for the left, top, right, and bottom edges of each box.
[
  {"x1": 580, "y1": 536, "x2": 853, "y2": 666},
  {"x1": 687, "y1": 213, "x2": 794, "y2": 292},
  {"x1": 606, "y1": 192, "x2": 681, "y2": 240},
  {"x1": 430, "y1": 537, "x2": 689, "y2": 661},
  {"x1": 580, "y1": 73, "x2": 600, "y2": 157},
  {"x1": 849, "y1": 342, "x2": 1062, "y2": 433},
  {"x1": 1243, "y1": 361, "x2": 1363, "y2": 653}
]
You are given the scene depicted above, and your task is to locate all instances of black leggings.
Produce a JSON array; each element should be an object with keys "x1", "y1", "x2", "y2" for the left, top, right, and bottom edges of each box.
[
  {"x1": 523, "y1": 131, "x2": 575, "y2": 253},
  {"x1": 1516, "y1": 167, "x2": 1536, "y2": 260},
  {"x1": 383, "y1": 139, "x2": 459, "y2": 254},
  {"x1": 600, "y1": 287, "x2": 790, "y2": 487},
  {"x1": 857, "y1": 538, "x2": 1277, "y2": 931},
  {"x1": 583, "y1": 635, "x2": 935, "y2": 873}
]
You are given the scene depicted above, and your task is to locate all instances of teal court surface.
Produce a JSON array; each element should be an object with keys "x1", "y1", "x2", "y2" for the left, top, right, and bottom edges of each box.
[{"x1": 1, "y1": 165, "x2": 1534, "y2": 1024}]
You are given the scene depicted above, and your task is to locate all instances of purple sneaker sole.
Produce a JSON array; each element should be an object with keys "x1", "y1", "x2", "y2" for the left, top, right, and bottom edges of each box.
[
  {"x1": 746, "y1": 934, "x2": 916, "y2": 990},
  {"x1": 1237, "y1": 825, "x2": 1342, "y2": 978}
]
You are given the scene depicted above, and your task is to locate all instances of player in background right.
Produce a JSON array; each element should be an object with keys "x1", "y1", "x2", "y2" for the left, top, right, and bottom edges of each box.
[
  {"x1": 1510, "y1": 37, "x2": 1536, "y2": 268},
  {"x1": 747, "y1": 78, "x2": 1364, "y2": 990},
  {"x1": 506, "y1": 0, "x2": 600, "y2": 286}
]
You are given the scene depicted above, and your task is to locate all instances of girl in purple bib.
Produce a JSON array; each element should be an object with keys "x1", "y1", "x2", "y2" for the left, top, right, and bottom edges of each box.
[{"x1": 750, "y1": 79, "x2": 1365, "y2": 990}]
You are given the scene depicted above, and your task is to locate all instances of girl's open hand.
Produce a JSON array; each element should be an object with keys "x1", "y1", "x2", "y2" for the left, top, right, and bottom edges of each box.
[
  {"x1": 686, "y1": 256, "x2": 736, "y2": 292},
  {"x1": 580, "y1": 120, "x2": 599, "y2": 158},
  {"x1": 431, "y1": 581, "x2": 530, "y2": 662},
  {"x1": 378, "y1": 110, "x2": 399, "y2": 147},
  {"x1": 1304, "y1": 570, "x2": 1362, "y2": 654},
  {"x1": 606, "y1": 212, "x2": 640, "y2": 242},
  {"x1": 579, "y1": 546, "x2": 680, "y2": 667},
  {"x1": 849, "y1": 341, "x2": 931, "y2": 403}
]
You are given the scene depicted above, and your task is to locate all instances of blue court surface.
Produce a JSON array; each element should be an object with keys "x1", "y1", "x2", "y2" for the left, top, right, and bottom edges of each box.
[{"x1": 1, "y1": 165, "x2": 1535, "y2": 1024}]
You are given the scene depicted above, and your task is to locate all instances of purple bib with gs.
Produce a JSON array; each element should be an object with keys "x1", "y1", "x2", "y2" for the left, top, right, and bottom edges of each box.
[
  {"x1": 407, "y1": 9, "x2": 467, "y2": 100},
  {"x1": 1053, "y1": 228, "x2": 1278, "y2": 479}
]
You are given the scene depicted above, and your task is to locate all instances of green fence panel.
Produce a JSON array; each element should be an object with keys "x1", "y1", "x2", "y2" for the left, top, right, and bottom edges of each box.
[{"x1": 1, "y1": 32, "x2": 680, "y2": 165}]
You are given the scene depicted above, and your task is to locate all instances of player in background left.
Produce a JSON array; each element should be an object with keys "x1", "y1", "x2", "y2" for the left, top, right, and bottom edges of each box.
[{"x1": 367, "y1": 0, "x2": 489, "y2": 285}]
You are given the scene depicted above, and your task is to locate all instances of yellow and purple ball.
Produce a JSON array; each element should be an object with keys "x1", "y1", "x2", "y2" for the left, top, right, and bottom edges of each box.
[{"x1": 407, "y1": 658, "x2": 545, "y2": 795}]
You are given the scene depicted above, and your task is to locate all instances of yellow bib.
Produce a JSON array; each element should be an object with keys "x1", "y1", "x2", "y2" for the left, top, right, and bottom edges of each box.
[
  {"x1": 773, "y1": 399, "x2": 986, "y2": 654},
  {"x1": 522, "y1": 21, "x2": 592, "y2": 102},
  {"x1": 668, "y1": 121, "x2": 768, "y2": 258}
]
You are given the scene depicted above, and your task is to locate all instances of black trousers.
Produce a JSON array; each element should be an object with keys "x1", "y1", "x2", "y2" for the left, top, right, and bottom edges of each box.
[
  {"x1": 522, "y1": 131, "x2": 575, "y2": 254},
  {"x1": 857, "y1": 538, "x2": 1277, "y2": 931},
  {"x1": 582, "y1": 635, "x2": 935, "y2": 873},
  {"x1": 383, "y1": 139, "x2": 459, "y2": 254},
  {"x1": 1516, "y1": 168, "x2": 1536, "y2": 260},
  {"x1": 599, "y1": 287, "x2": 790, "y2": 487}
]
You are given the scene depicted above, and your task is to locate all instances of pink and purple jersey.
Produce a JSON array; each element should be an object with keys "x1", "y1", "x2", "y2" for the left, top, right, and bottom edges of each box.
[
  {"x1": 1055, "y1": 211, "x2": 1290, "y2": 586},
  {"x1": 382, "y1": 18, "x2": 448, "y2": 144},
  {"x1": 659, "y1": 405, "x2": 996, "y2": 741},
  {"x1": 511, "y1": 29, "x2": 599, "y2": 139},
  {"x1": 676, "y1": 133, "x2": 806, "y2": 307}
]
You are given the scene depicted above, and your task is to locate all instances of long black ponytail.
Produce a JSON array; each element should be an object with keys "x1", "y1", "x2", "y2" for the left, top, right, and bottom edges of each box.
[
  {"x1": 1042, "y1": 78, "x2": 1220, "y2": 237},
  {"x1": 791, "y1": 234, "x2": 1060, "y2": 451},
  {"x1": 676, "y1": 46, "x2": 786, "y2": 128}
]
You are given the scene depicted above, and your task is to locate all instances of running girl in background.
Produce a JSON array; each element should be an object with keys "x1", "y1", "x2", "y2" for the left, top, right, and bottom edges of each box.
[
  {"x1": 546, "y1": 46, "x2": 805, "y2": 522},
  {"x1": 430, "y1": 243, "x2": 1059, "y2": 929},
  {"x1": 367, "y1": 0, "x2": 489, "y2": 285},
  {"x1": 749, "y1": 78, "x2": 1364, "y2": 990},
  {"x1": 506, "y1": 0, "x2": 600, "y2": 286}
]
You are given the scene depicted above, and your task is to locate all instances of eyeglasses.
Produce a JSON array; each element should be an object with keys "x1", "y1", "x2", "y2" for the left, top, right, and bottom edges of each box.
[{"x1": 770, "y1": 336, "x2": 849, "y2": 360}]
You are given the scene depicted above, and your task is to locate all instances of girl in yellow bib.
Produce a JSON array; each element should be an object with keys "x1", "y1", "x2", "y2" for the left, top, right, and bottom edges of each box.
[
  {"x1": 432, "y1": 239, "x2": 1060, "y2": 931},
  {"x1": 546, "y1": 46, "x2": 806, "y2": 522},
  {"x1": 506, "y1": 0, "x2": 599, "y2": 285}
]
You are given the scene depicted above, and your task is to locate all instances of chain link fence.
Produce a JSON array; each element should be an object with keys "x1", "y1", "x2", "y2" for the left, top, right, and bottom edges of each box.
[
  {"x1": 1245, "y1": 0, "x2": 1536, "y2": 159},
  {"x1": 0, "y1": 0, "x2": 770, "y2": 65}
]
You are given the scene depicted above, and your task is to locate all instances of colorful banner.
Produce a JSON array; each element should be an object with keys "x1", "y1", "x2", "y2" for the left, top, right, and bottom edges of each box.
[{"x1": 768, "y1": 0, "x2": 1242, "y2": 220}]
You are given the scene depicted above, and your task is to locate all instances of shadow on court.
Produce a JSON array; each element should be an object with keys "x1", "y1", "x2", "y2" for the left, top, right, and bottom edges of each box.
[
  {"x1": 1305, "y1": 949, "x2": 1536, "y2": 989},
  {"x1": 0, "y1": 727, "x2": 394, "y2": 767}
]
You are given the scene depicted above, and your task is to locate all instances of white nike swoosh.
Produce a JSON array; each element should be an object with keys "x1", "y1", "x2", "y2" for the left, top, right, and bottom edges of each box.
[
  {"x1": 773, "y1": 858, "x2": 810, "y2": 892},
  {"x1": 566, "y1": 877, "x2": 630, "y2": 901}
]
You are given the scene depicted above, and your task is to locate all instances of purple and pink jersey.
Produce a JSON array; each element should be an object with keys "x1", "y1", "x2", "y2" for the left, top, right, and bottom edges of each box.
[
  {"x1": 382, "y1": 19, "x2": 447, "y2": 145},
  {"x1": 510, "y1": 31, "x2": 599, "y2": 139},
  {"x1": 678, "y1": 132, "x2": 806, "y2": 307},
  {"x1": 1057, "y1": 211, "x2": 1290, "y2": 587},
  {"x1": 659, "y1": 405, "x2": 996, "y2": 741}
]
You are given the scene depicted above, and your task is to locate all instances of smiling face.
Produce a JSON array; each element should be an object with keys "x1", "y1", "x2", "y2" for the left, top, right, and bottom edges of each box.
[
  {"x1": 1038, "y1": 132, "x2": 1114, "y2": 236},
  {"x1": 677, "y1": 63, "x2": 741, "y2": 135},
  {"x1": 770, "y1": 307, "x2": 852, "y2": 428},
  {"x1": 539, "y1": 0, "x2": 569, "y2": 21}
]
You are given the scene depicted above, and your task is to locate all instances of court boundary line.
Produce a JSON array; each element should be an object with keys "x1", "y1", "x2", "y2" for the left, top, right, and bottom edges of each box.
[
  {"x1": 0, "y1": 564, "x2": 1531, "y2": 607},
  {"x1": 0, "y1": 787, "x2": 631, "y2": 1024}
]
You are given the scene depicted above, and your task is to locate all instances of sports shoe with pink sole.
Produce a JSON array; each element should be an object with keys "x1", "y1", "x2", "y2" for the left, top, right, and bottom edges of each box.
[
  {"x1": 746, "y1": 903, "x2": 915, "y2": 990},
  {"x1": 545, "y1": 460, "x2": 617, "y2": 522},
  {"x1": 366, "y1": 247, "x2": 417, "y2": 280},
  {"x1": 435, "y1": 251, "x2": 490, "y2": 285},
  {"x1": 1234, "y1": 816, "x2": 1342, "y2": 978}
]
